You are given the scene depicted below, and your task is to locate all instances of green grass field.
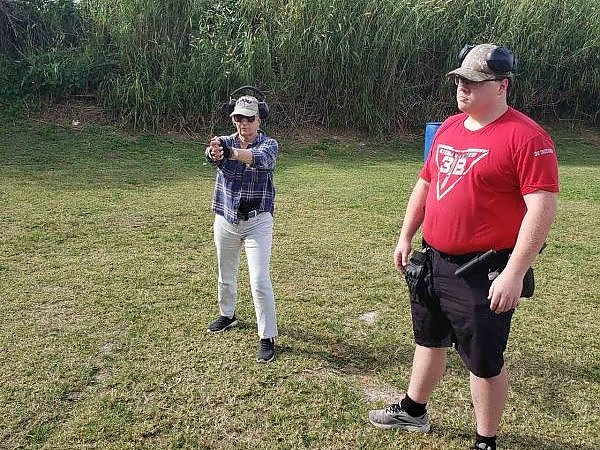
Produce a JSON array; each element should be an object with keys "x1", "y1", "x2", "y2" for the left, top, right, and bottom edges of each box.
[{"x1": 0, "y1": 119, "x2": 598, "y2": 449}]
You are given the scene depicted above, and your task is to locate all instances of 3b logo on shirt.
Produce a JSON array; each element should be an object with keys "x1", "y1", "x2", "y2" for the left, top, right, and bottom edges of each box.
[{"x1": 436, "y1": 145, "x2": 488, "y2": 200}]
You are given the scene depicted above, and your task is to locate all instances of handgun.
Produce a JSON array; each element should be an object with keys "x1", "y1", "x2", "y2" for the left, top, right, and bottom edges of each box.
[{"x1": 454, "y1": 250, "x2": 496, "y2": 277}]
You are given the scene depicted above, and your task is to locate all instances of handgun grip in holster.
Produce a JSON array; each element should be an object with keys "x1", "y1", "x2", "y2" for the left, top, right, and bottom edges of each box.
[{"x1": 405, "y1": 248, "x2": 435, "y2": 306}]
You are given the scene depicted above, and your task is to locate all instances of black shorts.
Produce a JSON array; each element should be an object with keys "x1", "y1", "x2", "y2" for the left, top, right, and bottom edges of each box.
[{"x1": 410, "y1": 248, "x2": 514, "y2": 378}]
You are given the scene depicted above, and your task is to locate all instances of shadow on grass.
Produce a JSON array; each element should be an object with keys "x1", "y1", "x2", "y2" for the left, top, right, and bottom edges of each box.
[
  {"x1": 509, "y1": 352, "x2": 599, "y2": 421},
  {"x1": 551, "y1": 129, "x2": 600, "y2": 167},
  {"x1": 2, "y1": 122, "x2": 598, "y2": 197},
  {"x1": 0, "y1": 122, "x2": 213, "y2": 188},
  {"x1": 0, "y1": 122, "x2": 421, "y2": 191},
  {"x1": 434, "y1": 424, "x2": 593, "y2": 450},
  {"x1": 281, "y1": 325, "x2": 414, "y2": 372},
  {"x1": 500, "y1": 435, "x2": 593, "y2": 450},
  {"x1": 512, "y1": 352, "x2": 599, "y2": 385}
]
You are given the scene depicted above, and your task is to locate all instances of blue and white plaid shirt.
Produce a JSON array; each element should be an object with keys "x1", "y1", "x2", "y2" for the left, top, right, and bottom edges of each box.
[{"x1": 208, "y1": 131, "x2": 278, "y2": 224}]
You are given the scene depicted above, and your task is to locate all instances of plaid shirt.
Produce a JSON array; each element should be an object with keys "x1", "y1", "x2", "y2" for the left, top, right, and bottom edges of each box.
[{"x1": 208, "y1": 131, "x2": 278, "y2": 224}]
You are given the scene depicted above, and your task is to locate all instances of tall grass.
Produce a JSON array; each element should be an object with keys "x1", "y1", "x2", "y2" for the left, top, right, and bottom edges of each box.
[{"x1": 2, "y1": 0, "x2": 599, "y2": 131}]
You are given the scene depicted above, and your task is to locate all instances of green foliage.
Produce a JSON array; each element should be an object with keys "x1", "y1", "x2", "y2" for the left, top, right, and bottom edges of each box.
[
  {"x1": 0, "y1": 0, "x2": 101, "y2": 105},
  {"x1": 494, "y1": 0, "x2": 600, "y2": 122},
  {"x1": 0, "y1": 55, "x2": 23, "y2": 98},
  {"x1": 19, "y1": 48, "x2": 105, "y2": 100},
  {"x1": 1, "y1": 0, "x2": 599, "y2": 131},
  {"x1": 0, "y1": 54, "x2": 28, "y2": 115},
  {"x1": 0, "y1": 0, "x2": 82, "y2": 57}
]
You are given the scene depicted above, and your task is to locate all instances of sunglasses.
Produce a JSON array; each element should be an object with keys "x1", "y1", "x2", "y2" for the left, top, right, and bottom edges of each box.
[
  {"x1": 452, "y1": 75, "x2": 505, "y2": 86},
  {"x1": 233, "y1": 114, "x2": 257, "y2": 123}
]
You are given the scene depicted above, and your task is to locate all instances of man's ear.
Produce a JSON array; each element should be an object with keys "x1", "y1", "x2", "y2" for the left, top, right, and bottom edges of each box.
[{"x1": 498, "y1": 79, "x2": 509, "y2": 96}]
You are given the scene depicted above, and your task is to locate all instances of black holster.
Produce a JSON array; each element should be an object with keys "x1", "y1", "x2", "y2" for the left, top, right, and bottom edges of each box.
[
  {"x1": 521, "y1": 267, "x2": 535, "y2": 298},
  {"x1": 405, "y1": 248, "x2": 435, "y2": 306}
]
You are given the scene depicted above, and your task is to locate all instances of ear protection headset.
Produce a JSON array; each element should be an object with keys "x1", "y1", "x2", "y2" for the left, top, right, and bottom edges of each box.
[
  {"x1": 224, "y1": 85, "x2": 270, "y2": 120},
  {"x1": 458, "y1": 44, "x2": 518, "y2": 76}
]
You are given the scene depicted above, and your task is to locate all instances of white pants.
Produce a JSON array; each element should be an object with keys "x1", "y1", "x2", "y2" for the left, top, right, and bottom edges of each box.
[{"x1": 213, "y1": 213, "x2": 277, "y2": 339}]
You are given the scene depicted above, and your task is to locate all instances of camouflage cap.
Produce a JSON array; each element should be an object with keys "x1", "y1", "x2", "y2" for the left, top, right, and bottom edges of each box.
[{"x1": 447, "y1": 44, "x2": 510, "y2": 82}]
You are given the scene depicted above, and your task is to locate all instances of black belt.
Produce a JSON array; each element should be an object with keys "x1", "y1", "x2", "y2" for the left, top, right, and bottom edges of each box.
[
  {"x1": 432, "y1": 247, "x2": 512, "y2": 265},
  {"x1": 237, "y1": 210, "x2": 261, "y2": 221}
]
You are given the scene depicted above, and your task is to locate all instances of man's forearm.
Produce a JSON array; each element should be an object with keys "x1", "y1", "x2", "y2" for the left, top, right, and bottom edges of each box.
[{"x1": 504, "y1": 191, "x2": 558, "y2": 277}]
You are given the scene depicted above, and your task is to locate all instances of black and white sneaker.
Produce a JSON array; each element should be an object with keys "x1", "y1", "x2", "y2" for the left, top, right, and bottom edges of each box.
[
  {"x1": 256, "y1": 338, "x2": 275, "y2": 363},
  {"x1": 471, "y1": 444, "x2": 494, "y2": 450},
  {"x1": 368, "y1": 403, "x2": 430, "y2": 432},
  {"x1": 207, "y1": 315, "x2": 238, "y2": 333}
]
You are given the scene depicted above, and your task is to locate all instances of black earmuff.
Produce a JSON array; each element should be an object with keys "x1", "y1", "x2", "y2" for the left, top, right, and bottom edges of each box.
[
  {"x1": 458, "y1": 44, "x2": 517, "y2": 76},
  {"x1": 224, "y1": 85, "x2": 270, "y2": 120},
  {"x1": 458, "y1": 44, "x2": 475, "y2": 62},
  {"x1": 487, "y1": 47, "x2": 517, "y2": 75}
]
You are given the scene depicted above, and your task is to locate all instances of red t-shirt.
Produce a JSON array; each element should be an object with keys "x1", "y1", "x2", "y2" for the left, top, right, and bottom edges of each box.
[{"x1": 420, "y1": 107, "x2": 559, "y2": 254}]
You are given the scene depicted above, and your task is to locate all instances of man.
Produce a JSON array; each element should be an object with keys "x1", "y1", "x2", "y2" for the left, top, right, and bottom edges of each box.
[
  {"x1": 368, "y1": 44, "x2": 559, "y2": 450},
  {"x1": 205, "y1": 95, "x2": 279, "y2": 363}
]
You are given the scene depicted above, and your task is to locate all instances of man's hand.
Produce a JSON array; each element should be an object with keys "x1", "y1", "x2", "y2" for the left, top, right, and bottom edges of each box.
[
  {"x1": 488, "y1": 269, "x2": 523, "y2": 313},
  {"x1": 488, "y1": 190, "x2": 558, "y2": 313},
  {"x1": 394, "y1": 238, "x2": 412, "y2": 274}
]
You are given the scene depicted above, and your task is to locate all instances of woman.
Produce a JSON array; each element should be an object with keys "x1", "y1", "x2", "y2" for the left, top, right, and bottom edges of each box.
[{"x1": 204, "y1": 95, "x2": 279, "y2": 363}]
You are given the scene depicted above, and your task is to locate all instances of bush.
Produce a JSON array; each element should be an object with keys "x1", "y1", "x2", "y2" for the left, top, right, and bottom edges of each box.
[
  {"x1": 1, "y1": 0, "x2": 599, "y2": 131},
  {"x1": 20, "y1": 49, "x2": 104, "y2": 100}
]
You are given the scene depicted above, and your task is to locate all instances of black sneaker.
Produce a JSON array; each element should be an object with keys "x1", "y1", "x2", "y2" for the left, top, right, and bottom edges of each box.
[
  {"x1": 207, "y1": 315, "x2": 237, "y2": 333},
  {"x1": 471, "y1": 444, "x2": 494, "y2": 450},
  {"x1": 256, "y1": 338, "x2": 275, "y2": 363}
]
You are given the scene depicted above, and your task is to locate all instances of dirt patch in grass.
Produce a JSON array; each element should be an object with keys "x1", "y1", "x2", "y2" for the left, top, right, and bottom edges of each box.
[
  {"x1": 32, "y1": 99, "x2": 108, "y2": 129},
  {"x1": 360, "y1": 375, "x2": 402, "y2": 403},
  {"x1": 580, "y1": 127, "x2": 600, "y2": 144}
]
